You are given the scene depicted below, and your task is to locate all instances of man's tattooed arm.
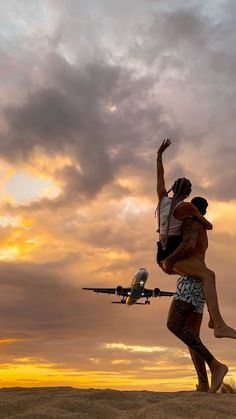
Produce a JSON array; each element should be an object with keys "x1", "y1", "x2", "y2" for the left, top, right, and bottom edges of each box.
[{"x1": 161, "y1": 218, "x2": 198, "y2": 273}]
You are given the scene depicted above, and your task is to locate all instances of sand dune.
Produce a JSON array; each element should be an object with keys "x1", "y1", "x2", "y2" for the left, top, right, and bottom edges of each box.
[{"x1": 0, "y1": 387, "x2": 235, "y2": 418}]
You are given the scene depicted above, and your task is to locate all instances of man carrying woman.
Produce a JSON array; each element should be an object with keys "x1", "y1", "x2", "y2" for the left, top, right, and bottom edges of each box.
[{"x1": 156, "y1": 139, "x2": 236, "y2": 340}]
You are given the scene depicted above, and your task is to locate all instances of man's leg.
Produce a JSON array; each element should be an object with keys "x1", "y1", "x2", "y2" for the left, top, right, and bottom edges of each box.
[
  {"x1": 167, "y1": 299, "x2": 214, "y2": 365},
  {"x1": 167, "y1": 299, "x2": 228, "y2": 392},
  {"x1": 186, "y1": 311, "x2": 209, "y2": 392},
  {"x1": 172, "y1": 256, "x2": 236, "y2": 339}
]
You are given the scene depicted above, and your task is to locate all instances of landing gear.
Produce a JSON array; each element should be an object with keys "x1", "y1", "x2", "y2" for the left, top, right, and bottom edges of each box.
[{"x1": 145, "y1": 299, "x2": 150, "y2": 305}]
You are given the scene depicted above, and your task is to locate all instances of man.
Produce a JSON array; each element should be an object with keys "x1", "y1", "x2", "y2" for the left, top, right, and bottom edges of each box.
[{"x1": 166, "y1": 197, "x2": 228, "y2": 393}]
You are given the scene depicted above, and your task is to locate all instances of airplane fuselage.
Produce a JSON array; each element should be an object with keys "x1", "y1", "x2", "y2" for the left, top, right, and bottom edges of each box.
[{"x1": 125, "y1": 268, "x2": 148, "y2": 305}]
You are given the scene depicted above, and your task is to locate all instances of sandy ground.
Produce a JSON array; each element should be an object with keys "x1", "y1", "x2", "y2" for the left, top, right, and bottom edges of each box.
[{"x1": 0, "y1": 387, "x2": 235, "y2": 418}]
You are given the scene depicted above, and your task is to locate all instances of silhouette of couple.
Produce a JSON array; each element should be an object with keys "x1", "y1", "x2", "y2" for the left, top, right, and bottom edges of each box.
[{"x1": 156, "y1": 139, "x2": 236, "y2": 393}]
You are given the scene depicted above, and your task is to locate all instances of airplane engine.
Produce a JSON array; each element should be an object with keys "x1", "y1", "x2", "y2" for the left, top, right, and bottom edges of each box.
[
  {"x1": 153, "y1": 287, "x2": 160, "y2": 297},
  {"x1": 116, "y1": 286, "x2": 123, "y2": 295}
]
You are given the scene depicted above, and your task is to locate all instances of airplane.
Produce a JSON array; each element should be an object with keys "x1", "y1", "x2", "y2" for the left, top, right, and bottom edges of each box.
[{"x1": 83, "y1": 267, "x2": 174, "y2": 305}]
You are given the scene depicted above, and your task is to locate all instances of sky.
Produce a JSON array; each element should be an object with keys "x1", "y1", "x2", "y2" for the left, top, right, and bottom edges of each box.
[{"x1": 0, "y1": 0, "x2": 236, "y2": 391}]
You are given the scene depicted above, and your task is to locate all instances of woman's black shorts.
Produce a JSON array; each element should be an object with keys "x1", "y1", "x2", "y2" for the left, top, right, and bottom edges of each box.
[{"x1": 156, "y1": 235, "x2": 182, "y2": 264}]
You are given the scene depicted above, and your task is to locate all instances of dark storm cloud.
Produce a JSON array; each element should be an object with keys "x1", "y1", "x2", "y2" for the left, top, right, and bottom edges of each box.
[
  {"x1": 2, "y1": 58, "x2": 120, "y2": 156},
  {"x1": 1, "y1": 0, "x2": 236, "y2": 205},
  {"x1": 1, "y1": 62, "x2": 114, "y2": 203},
  {"x1": 133, "y1": 3, "x2": 236, "y2": 201},
  {"x1": 1, "y1": 52, "x2": 178, "y2": 207},
  {"x1": 5, "y1": 89, "x2": 78, "y2": 147},
  {"x1": 151, "y1": 8, "x2": 206, "y2": 50}
]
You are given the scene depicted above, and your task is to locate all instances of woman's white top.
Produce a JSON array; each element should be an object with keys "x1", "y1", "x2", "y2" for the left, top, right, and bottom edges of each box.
[{"x1": 158, "y1": 196, "x2": 183, "y2": 235}]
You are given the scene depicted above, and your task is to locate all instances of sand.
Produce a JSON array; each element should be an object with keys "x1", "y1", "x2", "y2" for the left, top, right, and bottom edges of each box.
[{"x1": 0, "y1": 387, "x2": 235, "y2": 418}]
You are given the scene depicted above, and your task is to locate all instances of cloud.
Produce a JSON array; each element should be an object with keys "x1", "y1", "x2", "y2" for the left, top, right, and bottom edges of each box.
[
  {"x1": 0, "y1": 258, "x2": 173, "y2": 370},
  {"x1": 1, "y1": 51, "x2": 178, "y2": 209},
  {"x1": 1, "y1": 0, "x2": 236, "y2": 389}
]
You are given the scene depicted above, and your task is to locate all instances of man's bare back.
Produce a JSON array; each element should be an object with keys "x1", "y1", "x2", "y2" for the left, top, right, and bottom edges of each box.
[
  {"x1": 187, "y1": 218, "x2": 207, "y2": 263},
  {"x1": 161, "y1": 217, "x2": 207, "y2": 272}
]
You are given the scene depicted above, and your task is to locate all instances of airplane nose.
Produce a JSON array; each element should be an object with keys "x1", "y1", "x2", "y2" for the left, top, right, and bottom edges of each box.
[{"x1": 134, "y1": 268, "x2": 148, "y2": 282}]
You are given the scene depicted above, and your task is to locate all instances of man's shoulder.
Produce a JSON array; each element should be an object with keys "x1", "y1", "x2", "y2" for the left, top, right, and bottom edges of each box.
[
  {"x1": 183, "y1": 217, "x2": 204, "y2": 229},
  {"x1": 183, "y1": 217, "x2": 198, "y2": 226},
  {"x1": 183, "y1": 217, "x2": 207, "y2": 233}
]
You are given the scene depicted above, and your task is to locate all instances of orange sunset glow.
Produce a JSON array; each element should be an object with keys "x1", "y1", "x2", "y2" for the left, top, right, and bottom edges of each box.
[{"x1": 0, "y1": 0, "x2": 236, "y2": 393}]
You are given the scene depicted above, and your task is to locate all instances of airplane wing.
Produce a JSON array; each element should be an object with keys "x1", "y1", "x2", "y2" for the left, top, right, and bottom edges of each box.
[
  {"x1": 83, "y1": 287, "x2": 131, "y2": 296},
  {"x1": 142, "y1": 288, "x2": 175, "y2": 298},
  {"x1": 158, "y1": 290, "x2": 175, "y2": 297}
]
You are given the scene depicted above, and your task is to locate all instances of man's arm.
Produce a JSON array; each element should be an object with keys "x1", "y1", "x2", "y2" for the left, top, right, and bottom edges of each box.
[
  {"x1": 161, "y1": 218, "x2": 198, "y2": 273},
  {"x1": 174, "y1": 202, "x2": 213, "y2": 231},
  {"x1": 157, "y1": 139, "x2": 171, "y2": 201}
]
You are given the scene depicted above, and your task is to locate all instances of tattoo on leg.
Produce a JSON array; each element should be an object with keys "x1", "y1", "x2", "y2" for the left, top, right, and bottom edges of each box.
[{"x1": 167, "y1": 300, "x2": 214, "y2": 366}]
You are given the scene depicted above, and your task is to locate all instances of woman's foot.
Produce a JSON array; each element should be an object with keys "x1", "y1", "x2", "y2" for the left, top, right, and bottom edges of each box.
[{"x1": 214, "y1": 324, "x2": 236, "y2": 339}]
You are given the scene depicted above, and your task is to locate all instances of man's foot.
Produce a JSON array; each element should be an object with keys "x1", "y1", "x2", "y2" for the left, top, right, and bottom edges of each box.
[
  {"x1": 209, "y1": 360, "x2": 228, "y2": 393},
  {"x1": 196, "y1": 383, "x2": 209, "y2": 392},
  {"x1": 214, "y1": 324, "x2": 236, "y2": 339}
]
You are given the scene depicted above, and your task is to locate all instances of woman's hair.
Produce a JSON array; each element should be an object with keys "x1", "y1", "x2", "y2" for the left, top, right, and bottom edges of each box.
[
  {"x1": 159, "y1": 177, "x2": 192, "y2": 250},
  {"x1": 168, "y1": 177, "x2": 192, "y2": 197}
]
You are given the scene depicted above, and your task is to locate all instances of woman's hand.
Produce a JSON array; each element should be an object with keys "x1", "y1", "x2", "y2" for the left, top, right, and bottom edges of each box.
[{"x1": 157, "y1": 139, "x2": 171, "y2": 155}]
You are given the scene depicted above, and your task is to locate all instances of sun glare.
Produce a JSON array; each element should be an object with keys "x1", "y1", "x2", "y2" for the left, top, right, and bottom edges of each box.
[
  {"x1": 3, "y1": 171, "x2": 60, "y2": 204},
  {"x1": 0, "y1": 215, "x2": 19, "y2": 227},
  {"x1": 0, "y1": 245, "x2": 20, "y2": 261},
  {"x1": 0, "y1": 234, "x2": 40, "y2": 261},
  {"x1": 106, "y1": 104, "x2": 117, "y2": 113}
]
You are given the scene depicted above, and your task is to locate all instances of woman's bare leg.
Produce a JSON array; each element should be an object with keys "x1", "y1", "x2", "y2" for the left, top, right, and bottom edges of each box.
[{"x1": 172, "y1": 257, "x2": 236, "y2": 339}]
